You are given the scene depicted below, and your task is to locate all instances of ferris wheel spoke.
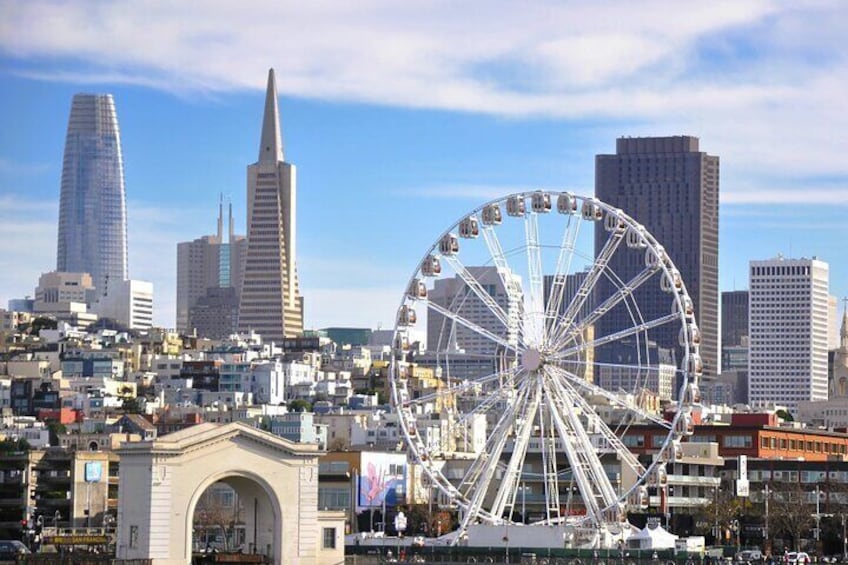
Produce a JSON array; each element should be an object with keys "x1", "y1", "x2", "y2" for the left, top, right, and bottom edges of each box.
[
  {"x1": 481, "y1": 224, "x2": 523, "y2": 349},
  {"x1": 490, "y1": 376, "x2": 541, "y2": 520},
  {"x1": 553, "y1": 225, "x2": 626, "y2": 343},
  {"x1": 543, "y1": 214, "x2": 582, "y2": 342},
  {"x1": 427, "y1": 300, "x2": 518, "y2": 353},
  {"x1": 544, "y1": 366, "x2": 645, "y2": 478},
  {"x1": 454, "y1": 385, "x2": 519, "y2": 428},
  {"x1": 545, "y1": 362, "x2": 672, "y2": 429},
  {"x1": 404, "y1": 366, "x2": 520, "y2": 410},
  {"x1": 524, "y1": 212, "x2": 545, "y2": 346},
  {"x1": 548, "y1": 264, "x2": 659, "y2": 351},
  {"x1": 457, "y1": 379, "x2": 533, "y2": 530},
  {"x1": 551, "y1": 312, "x2": 678, "y2": 360},
  {"x1": 443, "y1": 254, "x2": 510, "y2": 328}
]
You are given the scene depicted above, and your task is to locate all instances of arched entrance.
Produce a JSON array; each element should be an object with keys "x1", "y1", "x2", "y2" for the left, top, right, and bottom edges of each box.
[
  {"x1": 114, "y1": 422, "x2": 343, "y2": 565},
  {"x1": 188, "y1": 473, "x2": 280, "y2": 559}
]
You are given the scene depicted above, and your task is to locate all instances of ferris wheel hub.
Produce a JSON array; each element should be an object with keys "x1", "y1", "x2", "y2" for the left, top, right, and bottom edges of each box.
[{"x1": 521, "y1": 347, "x2": 544, "y2": 372}]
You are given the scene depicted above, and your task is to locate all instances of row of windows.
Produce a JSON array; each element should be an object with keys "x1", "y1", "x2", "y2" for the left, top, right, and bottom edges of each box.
[{"x1": 760, "y1": 436, "x2": 848, "y2": 454}]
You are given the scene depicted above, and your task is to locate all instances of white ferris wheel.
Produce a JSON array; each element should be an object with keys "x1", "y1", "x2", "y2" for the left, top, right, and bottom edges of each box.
[{"x1": 389, "y1": 191, "x2": 703, "y2": 546}]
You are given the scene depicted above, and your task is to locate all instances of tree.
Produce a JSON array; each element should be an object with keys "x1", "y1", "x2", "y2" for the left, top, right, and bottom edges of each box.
[
  {"x1": 122, "y1": 397, "x2": 144, "y2": 414},
  {"x1": 287, "y1": 399, "x2": 312, "y2": 413},
  {"x1": 695, "y1": 482, "x2": 745, "y2": 543},
  {"x1": 0, "y1": 438, "x2": 30, "y2": 453},
  {"x1": 769, "y1": 481, "x2": 814, "y2": 551},
  {"x1": 194, "y1": 489, "x2": 243, "y2": 552}
]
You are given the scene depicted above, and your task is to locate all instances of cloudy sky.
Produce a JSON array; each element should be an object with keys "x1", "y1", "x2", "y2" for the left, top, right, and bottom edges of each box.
[{"x1": 1, "y1": 1, "x2": 847, "y2": 329}]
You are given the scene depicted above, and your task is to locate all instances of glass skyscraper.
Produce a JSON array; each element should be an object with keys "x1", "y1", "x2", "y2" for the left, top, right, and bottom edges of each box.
[{"x1": 56, "y1": 93, "x2": 128, "y2": 299}]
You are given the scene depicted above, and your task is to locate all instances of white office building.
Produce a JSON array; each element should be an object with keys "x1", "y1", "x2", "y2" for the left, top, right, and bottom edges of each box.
[
  {"x1": 748, "y1": 256, "x2": 830, "y2": 413},
  {"x1": 94, "y1": 279, "x2": 154, "y2": 330}
]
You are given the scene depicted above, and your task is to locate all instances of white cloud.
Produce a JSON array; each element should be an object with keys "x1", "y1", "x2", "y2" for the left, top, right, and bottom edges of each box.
[{"x1": 2, "y1": 0, "x2": 845, "y2": 206}]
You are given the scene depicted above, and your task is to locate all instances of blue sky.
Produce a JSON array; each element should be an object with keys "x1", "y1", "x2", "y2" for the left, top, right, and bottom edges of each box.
[{"x1": 1, "y1": 1, "x2": 847, "y2": 330}]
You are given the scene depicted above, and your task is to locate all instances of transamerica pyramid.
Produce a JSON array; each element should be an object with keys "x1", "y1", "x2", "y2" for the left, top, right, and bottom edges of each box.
[{"x1": 237, "y1": 69, "x2": 304, "y2": 341}]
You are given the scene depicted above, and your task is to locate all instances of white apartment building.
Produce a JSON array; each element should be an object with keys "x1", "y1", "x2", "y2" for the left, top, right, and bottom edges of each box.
[
  {"x1": 748, "y1": 256, "x2": 830, "y2": 413},
  {"x1": 252, "y1": 360, "x2": 286, "y2": 405},
  {"x1": 94, "y1": 279, "x2": 154, "y2": 330}
]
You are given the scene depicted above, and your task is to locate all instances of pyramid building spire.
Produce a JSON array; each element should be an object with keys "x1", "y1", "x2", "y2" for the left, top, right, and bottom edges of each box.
[{"x1": 259, "y1": 68, "x2": 284, "y2": 163}]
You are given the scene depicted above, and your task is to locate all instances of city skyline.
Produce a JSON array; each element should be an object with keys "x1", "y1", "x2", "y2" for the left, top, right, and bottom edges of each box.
[{"x1": 1, "y1": 2, "x2": 847, "y2": 329}]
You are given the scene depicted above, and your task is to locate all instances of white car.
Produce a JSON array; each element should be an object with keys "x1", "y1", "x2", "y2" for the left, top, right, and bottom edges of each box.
[{"x1": 785, "y1": 552, "x2": 811, "y2": 565}]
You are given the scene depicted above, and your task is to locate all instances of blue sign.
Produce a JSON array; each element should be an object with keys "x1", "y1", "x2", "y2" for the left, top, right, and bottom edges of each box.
[{"x1": 84, "y1": 462, "x2": 102, "y2": 483}]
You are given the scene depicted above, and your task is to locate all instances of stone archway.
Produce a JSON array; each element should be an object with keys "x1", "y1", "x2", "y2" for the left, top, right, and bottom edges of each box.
[
  {"x1": 186, "y1": 471, "x2": 281, "y2": 559},
  {"x1": 114, "y1": 422, "x2": 343, "y2": 565}
]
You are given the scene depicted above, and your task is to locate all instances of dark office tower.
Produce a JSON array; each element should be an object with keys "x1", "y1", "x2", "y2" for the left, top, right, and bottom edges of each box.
[
  {"x1": 721, "y1": 290, "x2": 749, "y2": 347},
  {"x1": 595, "y1": 136, "x2": 719, "y2": 379},
  {"x1": 56, "y1": 94, "x2": 128, "y2": 298},
  {"x1": 237, "y1": 69, "x2": 304, "y2": 342}
]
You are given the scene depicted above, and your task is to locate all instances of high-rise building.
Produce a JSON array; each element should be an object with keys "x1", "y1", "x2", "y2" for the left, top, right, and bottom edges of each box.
[
  {"x1": 237, "y1": 69, "x2": 304, "y2": 342},
  {"x1": 595, "y1": 136, "x2": 719, "y2": 379},
  {"x1": 56, "y1": 94, "x2": 128, "y2": 299},
  {"x1": 748, "y1": 256, "x2": 829, "y2": 413},
  {"x1": 721, "y1": 290, "x2": 748, "y2": 349},
  {"x1": 176, "y1": 199, "x2": 246, "y2": 335},
  {"x1": 427, "y1": 266, "x2": 521, "y2": 356}
]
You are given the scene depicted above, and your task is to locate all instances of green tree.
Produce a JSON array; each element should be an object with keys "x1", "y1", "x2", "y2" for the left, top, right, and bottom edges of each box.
[
  {"x1": 122, "y1": 397, "x2": 145, "y2": 414},
  {"x1": 287, "y1": 399, "x2": 312, "y2": 412}
]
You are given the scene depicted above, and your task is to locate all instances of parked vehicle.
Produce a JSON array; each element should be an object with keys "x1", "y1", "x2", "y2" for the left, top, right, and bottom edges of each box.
[
  {"x1": 784, "y1": 552, "x2": 811, "y2": 565},
  {"x1": 737, "y1": 550, "x2": 764, "y2": 562},
  {"x1": 0, "y1": 540, "x2": 30, "y2": 559}
]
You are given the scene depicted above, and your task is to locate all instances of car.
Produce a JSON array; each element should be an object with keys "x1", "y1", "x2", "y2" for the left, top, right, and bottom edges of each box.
[
  {"x1": 0, "y1": 540, "x2": 30, "y2": 559},
  {"x1": 784, "y1": 552, "x2": 811, "y2": 565},
  {"x1": 737, "y1": 550, "x2": 764, "y2": 562}
]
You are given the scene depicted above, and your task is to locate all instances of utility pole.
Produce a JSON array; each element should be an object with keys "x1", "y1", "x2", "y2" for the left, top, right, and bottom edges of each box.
[
  {"x1": 814, "y1": 484, "x2": 821, "y2": 543},
  {"x1": 763, "y1": 484, "x2": 769, "y2": 550}
]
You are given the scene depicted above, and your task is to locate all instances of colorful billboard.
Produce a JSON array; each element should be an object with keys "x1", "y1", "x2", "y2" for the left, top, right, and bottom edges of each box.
[{"x1": 355, "y1": 452, "x2": 407, "y2": 511}]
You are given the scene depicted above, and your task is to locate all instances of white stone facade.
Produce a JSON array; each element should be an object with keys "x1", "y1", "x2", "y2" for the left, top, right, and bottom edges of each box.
[{"x1": 748, "y1": 257, "x2": 830, "y2": 413}]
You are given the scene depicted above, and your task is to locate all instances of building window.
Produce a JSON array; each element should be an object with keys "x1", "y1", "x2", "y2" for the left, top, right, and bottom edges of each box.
[
  {"x1": 623, "y1": 435, "x2": 645, "y2": 448},
  {"x1": 322, "y1": 527, "x2": 336, "y2": 549},
  {"x1": 724, "y1": 435, "x2": 753, "y2": 449}
]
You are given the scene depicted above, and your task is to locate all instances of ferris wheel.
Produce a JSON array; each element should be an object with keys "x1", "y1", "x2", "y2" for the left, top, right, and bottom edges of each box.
[{"x1": 389, "y1": 191, "x2": 703, "y2": 544}]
